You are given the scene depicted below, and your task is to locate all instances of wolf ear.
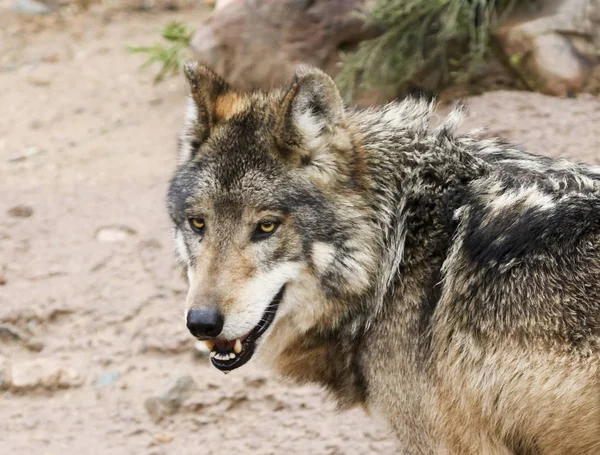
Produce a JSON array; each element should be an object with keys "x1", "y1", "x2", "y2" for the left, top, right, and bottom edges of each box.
[
  {"x1": 277, "y1": 66, "x2": 345, "y2": 161},
  {"x1": 179, "y1": 62, "x2": 235, "y2": 161}
]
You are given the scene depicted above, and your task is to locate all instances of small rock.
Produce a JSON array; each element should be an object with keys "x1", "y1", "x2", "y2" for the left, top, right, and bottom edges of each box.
[
  {"x1": 243, "y1": 374, "x2": 268, "y2": 388},
  {"x1": 95, "y1": 225, "x2": 136, "y2": 243},
  {"x1": 154, "y1": 433, "x2": 175, "y2": 443},
  {"x1": 41, "y1": 53, "x2": 60, "y2": 63},
  {"x1": 7, "y1": 205, "x2": 34, "y2": 218},
  {"x1": 26, "y1": 76, "x2": 52, "y2": 87},
  {"x1": 193, "y1": 340, "x2": 211, "y2": 358},
  {"x1": 0, "y1": 323, "x2": 26, "y2": 341},
  {"x1": 144, "y1": 374, "x2": 198, "y2": 423},
  {"x1": 95, "y1": 370, "x2": 120, "y2": 388},
  {"x1": 13, "y1": 0, "x2": 54, "y2": 14},
  {"x1": 214, "y1": 0, "x2": 236, "y2": 10},
  {"x1": 5, "y1": 147, "x2": 42, "y2": 163},
  {"x1": 24, "y1": 337, "x2": 45, "y2": 352},
  {"x1": 0, "y1": 356, "x2": 11, "y2": 389},
  {"x1": 10, "y1": 359, "x2": 84, "y2": 391},
  {"x1": 29, "y1": 120, "x2": 43, "y2": 130}
]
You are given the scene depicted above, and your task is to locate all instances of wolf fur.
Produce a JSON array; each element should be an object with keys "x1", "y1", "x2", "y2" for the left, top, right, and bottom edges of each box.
[{"x1": 167, "y1": 62, "x2": 600, "y2": 454}]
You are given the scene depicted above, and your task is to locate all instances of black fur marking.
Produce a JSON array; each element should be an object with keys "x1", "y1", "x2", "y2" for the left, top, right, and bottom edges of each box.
[{"x1": 464, "y1": 193, "x2": 600, "y2": 266}]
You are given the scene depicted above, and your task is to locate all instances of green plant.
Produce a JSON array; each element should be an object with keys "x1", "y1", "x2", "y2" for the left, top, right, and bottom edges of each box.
[
  {"x1": 336, "y1": 0, "x2": 525, "y2": 101},
  {"x1": 129, "y1": 22, "x2": 194, "y2": 84}
]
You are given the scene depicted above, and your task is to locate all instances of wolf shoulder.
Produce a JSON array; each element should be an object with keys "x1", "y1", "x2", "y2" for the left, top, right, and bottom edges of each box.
[
  {"x1": 436, "y1": 148, "x2": 600, "y2": 350},
  {"x1": 459, "y1": 148, "x2": 600, "y2": 264}
]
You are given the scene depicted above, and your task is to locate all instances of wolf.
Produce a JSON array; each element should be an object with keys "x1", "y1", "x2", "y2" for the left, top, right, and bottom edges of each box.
[{"x1": 166, "y1": 62, "x2": 600, "y2": 454}]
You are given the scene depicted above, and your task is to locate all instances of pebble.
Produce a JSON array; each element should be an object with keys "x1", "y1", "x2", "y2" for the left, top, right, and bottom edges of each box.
[
  {"x1": 5, "y1": 147, "x2": 42, "y2": 163},
  {"x1": 7, "y1": 205, "x2": 34, "y2": 218},
  {"x1": 10, "y1": 358, "x2": 84, "y2": 391},
  {"x1": 95, "y1": 225, "x2": 136, "y2": 243},
  {"x1": 154, "y1": 433, "x2": 175, "y2": 443},
  {"x1": 13, "y1": 0, "x2": 54, "y2": 15},
  {"x1": 95, "y1": 370, "x2": 120, "y2": 388},
  {"x1": 144, "y1": 374, "x2": 198, "y2": 423}
]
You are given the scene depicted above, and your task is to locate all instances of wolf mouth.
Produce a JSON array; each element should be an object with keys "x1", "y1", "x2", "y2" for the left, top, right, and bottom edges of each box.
[{"x1": 206, "y1": 286, "x2": 286, "y2": 372}]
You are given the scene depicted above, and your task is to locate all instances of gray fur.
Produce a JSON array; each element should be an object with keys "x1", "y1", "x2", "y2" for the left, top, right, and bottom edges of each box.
[{"x1": 167, "y1": 64, "x2": 600, "y2": 454}]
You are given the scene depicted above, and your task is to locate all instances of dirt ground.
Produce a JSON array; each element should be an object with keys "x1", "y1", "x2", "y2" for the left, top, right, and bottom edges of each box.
[{"x1": 0, "y1": 4, "x2": 599, "y2": 454}]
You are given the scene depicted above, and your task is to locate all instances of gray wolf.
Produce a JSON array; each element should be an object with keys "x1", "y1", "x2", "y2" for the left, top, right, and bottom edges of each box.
[{"x1": 167, "y1": 62, "x2": 600, "y2": 454}]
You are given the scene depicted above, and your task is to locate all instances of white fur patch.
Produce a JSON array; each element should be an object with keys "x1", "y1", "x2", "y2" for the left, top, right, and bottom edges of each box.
[
  {"x1": 174, "y1": 229, "x2": 190, "y2": 265},
  {"x1": 381, "y1": 98, "x2": 435, "y2": 131},
  {"x1": 587, "y1": 165, "x2": 600, "y2": 175},
  {"x1": 178, "y1": 97, "x2": 198, "y2": 164},
  {"x1": 276, "y1": 269, "x2": 326, "y2": 333},
  {"x1": 489, "y1": 186, "x2": 555, "y2": 213},
  {"x1": 311, "y1": 242, "x2": 335, "y2": 273},
  {"x1": 296, "y1": 108, "x2": 326, "y2": 151},
  {"x1": 220, "y1": 262, "x2": 303, "y2": 340}
]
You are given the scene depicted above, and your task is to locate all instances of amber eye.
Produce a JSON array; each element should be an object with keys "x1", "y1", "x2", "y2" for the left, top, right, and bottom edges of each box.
[
  {"x1": 252, "y1": 220, "x2": 279, "y2": 241},
  {"x1": 259, "y1": 221, "x2": 276, "y2": 233},
  {"x1": 189, "y1": 218, "x2": 205, "y2": 233}
]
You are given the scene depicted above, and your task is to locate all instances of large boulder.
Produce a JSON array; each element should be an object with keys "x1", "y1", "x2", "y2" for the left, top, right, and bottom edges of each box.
[
  {"x1": 191, "y1": 0, "x2": 377, "y2": 92},
  {"x1": 496, "y1": 0, "x2": 600, "y2": 96}
]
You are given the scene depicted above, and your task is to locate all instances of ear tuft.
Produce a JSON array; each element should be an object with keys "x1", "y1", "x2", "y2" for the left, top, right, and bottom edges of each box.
[
  {"x1": 179, "y1": 62, "x2": 234, "y2": 162},
  {"x1": 183, "y1": 62, "x2": 230, "y2": 103},
  {"x1": 277, "y1": 66, "x2": 345, "y2": 160}
]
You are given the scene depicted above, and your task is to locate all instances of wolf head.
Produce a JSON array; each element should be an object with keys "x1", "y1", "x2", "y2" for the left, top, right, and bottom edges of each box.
[{"x1": 167, "y1": 63, "x2": 378, "y2": 372}]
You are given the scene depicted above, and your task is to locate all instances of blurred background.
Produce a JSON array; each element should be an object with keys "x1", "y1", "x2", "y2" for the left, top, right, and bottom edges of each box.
[{"x1": 0, "y1": 0, "x2": 599, "y2": 453}]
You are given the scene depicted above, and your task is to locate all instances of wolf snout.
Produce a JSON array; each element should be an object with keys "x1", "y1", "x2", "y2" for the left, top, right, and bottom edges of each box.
[{"x1": 186, "y1": 307, "x2": 224, "y2": 338}]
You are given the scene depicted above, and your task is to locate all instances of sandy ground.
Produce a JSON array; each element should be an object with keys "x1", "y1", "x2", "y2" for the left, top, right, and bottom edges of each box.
[{"x1": 0, "y1": 4, "x2": 599, "y2": 454}]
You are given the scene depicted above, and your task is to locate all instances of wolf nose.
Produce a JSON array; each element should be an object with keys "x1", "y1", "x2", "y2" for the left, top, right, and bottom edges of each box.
[{"x1": 186, "y1": 307, "x2": 224, "y2": 338}]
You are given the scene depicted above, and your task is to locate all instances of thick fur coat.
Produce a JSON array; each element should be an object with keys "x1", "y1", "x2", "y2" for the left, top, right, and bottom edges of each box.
[{"x1": 167, "y1": 63, "x2": 600, "y2": 454}]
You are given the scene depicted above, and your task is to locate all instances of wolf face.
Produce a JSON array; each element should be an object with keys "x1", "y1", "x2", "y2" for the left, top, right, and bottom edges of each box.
[{"x1": 167, "y1": 63, "x2": 377, "y2": 372}]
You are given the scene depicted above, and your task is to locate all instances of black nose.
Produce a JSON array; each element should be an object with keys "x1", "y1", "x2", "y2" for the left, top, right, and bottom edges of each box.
[{"x1": 186, "y1": 307, "x2": 224, "y2": 338}]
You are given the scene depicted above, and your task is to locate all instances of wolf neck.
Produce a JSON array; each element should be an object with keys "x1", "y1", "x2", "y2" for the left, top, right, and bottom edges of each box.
[{"x1": 268, "y1": 103, "x2": 489, "y2": 409}]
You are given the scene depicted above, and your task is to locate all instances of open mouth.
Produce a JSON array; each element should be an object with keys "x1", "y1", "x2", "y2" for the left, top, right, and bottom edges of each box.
[{"x1": 203, "y1": 286, "x2": 285, "y2": 372}]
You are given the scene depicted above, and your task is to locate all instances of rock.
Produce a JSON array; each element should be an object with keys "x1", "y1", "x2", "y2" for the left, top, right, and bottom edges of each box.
[
  {"x1": 5, "y1": 147, "x2": 42, "y2": 163},
  {"x1": 144, "y1": 374, "x2": 198, "y2": 423},
  {"x1": 13, "y1": 0, "x2": 54, "y2": 15},
  {"x1": 10, "y1": 359, "x2": 83, "y2": 391},
  {"x1": 95, "y1": 370, "x2": 120, "y2": 388},
  {"x1": 154, "y1": 433, "x2": 175, "y2": 443},
  {"x1": 190, "y1": 0, "x2": 378, "y2": 92},
  {"x1": 0, "y1": 356, "x2": 11, "y2": 390},
  {"x1": 193, "y1": 339, "x2": 211, "y2": 358},
  {"x1": 0, "y1": 323, "x2": 26, "y2": 341},
  {"x1": 24, "y1": 337, "x2": 45, "y2": 352},
  {"x1": 7, "y1": 205, "x2": 34, "y2": 218},
  {"x1": 496, "y1": 0, "x2": 600, "y2": 96},
  {"x1": 213, "y1": 0, "x2": 236, "y2": 10},
  {"x1": 95, "y1": 225, "x2": 136, "y2": 243},
  {"x1": 532, "y1": 34, "x2": 591, "y2": 94}
]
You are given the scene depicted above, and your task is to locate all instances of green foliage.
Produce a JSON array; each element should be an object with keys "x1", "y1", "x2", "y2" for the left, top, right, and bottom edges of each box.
[
  {"x1": 129, "y1": 22, "x2": 194, "y2": 84},
  {"x1": 336, "y1": 0, "x2": 524, "y2": 101}
]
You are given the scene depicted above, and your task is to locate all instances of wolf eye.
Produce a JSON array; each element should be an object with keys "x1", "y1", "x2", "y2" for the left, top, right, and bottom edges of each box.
[
  {"x1": 252, "y1": 220, "x2": 279, "y2": 240},
  {"x1": 189, "y1": 218, "x2": 205, "y2": 234},
  {"x1": 259, "y1": 221, "x2": 276, "y2": 233}
]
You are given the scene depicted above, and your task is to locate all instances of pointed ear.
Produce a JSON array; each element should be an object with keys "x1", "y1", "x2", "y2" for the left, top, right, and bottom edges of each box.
[
  {"x1": 183, "y1": 62, "x2": 233, "y2": 141},
  {"x1": 276, "y1": 66, "x2": 345, "y2": 161}
]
